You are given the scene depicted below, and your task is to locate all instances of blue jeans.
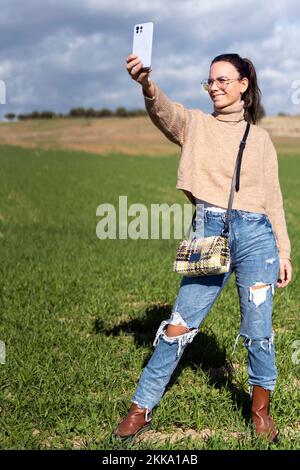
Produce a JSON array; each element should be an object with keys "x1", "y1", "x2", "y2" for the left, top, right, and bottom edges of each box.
[{"x1": 132, "y1": 209, "x2": 280, "y2": 413}]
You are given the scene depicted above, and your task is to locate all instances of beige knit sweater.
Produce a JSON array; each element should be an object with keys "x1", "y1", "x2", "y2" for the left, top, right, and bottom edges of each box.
[{"x1": 142, "y1": 81, "x2": 291, "y2": 260}]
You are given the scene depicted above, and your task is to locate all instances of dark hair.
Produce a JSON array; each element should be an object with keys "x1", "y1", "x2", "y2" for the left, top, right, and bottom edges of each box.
[{"x1": 210, "y1": 53, "x2": 262, "y2": 125}]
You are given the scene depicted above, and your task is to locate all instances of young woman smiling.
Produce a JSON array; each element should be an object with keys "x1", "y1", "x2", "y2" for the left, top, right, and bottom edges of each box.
[{"x1": 113, "y1": 53, "x2": 293, "y2": 445}]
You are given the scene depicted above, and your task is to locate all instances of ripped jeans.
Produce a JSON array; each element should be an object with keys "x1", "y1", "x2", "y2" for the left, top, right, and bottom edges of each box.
[{"x1": 132, "y1": 209, "x2": 280, "y2": 413}]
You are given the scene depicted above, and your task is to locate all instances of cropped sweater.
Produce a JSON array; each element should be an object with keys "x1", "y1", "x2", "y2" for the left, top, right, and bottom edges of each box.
[{"x1": 142, "y1": 81, "x2": 291, "y2": 260}]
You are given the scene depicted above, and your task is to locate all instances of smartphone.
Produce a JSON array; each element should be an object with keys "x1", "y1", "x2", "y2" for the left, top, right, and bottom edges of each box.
[{"x1": 132, "y1": 22, "x2": 153, "y2": 71}]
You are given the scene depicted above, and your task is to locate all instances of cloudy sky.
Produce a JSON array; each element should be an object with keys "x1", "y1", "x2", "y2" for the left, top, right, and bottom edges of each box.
[{"x1": 0, "y1": 0, "x2": 299, "y2": 120}]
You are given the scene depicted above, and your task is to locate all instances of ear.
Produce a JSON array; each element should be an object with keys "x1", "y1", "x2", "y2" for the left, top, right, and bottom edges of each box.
[{"x1": 240, "y1": 77, "x2": 249, "y2": 94}]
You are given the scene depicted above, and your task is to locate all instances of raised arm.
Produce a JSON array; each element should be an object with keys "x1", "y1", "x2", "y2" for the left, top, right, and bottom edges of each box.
[
  {"x1": 142, "y1": 80, "x2": 187, "y2": 146},
  {"x1": 126, "y1": 54, "x2": 187, "y2": 147}
]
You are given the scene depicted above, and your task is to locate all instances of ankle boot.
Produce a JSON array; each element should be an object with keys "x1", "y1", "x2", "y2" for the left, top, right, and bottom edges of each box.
[
  {"x1": 114, "y1": 403, "x2": 152, "y2": 443},
  {"x1": 251, "y1": 385, "x2": 279, "y2": 444}
]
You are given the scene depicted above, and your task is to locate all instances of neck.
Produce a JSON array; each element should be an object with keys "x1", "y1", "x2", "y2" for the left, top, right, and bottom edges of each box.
[{"x1": 212, "y1": 99, "x2": 245, "y2": 122}]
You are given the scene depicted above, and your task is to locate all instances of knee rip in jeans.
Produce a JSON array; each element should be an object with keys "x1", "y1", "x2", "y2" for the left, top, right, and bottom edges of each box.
[
  {"x1": 232, "y1": 332, "x2": 275, "y2": 355},
  {"x1": 249, "y1": 282, "x2": 275, "y2": 307},
  {"x1": 153, "y1": 311, "x2": 199, "y2": 359}
]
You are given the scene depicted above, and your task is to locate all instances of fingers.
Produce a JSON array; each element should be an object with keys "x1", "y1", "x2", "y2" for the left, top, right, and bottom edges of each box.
[
  {"x1": 126, "y1": 54, "x2": 138, "y2": 62},
  {"x1": 126, "y1": 55, "x2": 152, "y2": 85},
  {"x1": 126, "y1": 58, "x2": 140, "y2": 71},
  {"x1": 277, "y1": 263, "x2": 285, "y2": 288},
  {"x1": 277, "y1": 277, "x2": 284, "y2": 288},
  {"x1": 277, "y1": 259, "x2": 292, "y2": 288},
  {"x1": 280, "y1": 268, "x2": 292, "y2": 288},
  {"x1": 131, "y1": 62, "x2": 144, "y2": 78},
  {"x1": 126, "y1": 55, "x2": 141, "y2": 76}
]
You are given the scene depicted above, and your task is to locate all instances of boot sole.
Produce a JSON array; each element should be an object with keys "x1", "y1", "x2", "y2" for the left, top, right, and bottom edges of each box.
[{"x1": 113, "y1": 422, "x2": 152, "y2": 445}]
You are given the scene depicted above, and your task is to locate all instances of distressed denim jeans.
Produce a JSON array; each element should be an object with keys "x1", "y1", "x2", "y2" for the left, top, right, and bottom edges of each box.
[{"x1": 132, "y1": 209, "x2": 280, "y2": 413}]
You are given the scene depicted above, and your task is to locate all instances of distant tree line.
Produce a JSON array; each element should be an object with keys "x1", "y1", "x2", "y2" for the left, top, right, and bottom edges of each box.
[
  {"x1": 4, "y1": 107, "x2": 148, "y2": 121},
  {"x1": 3, "y1": 104, "x2": 293, "y2": 122}
]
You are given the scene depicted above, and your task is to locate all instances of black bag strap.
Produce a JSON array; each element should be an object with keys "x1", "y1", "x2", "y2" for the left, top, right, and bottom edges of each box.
[{"x1": 191, "y1": 121, "x2": 251, "y2": 236}]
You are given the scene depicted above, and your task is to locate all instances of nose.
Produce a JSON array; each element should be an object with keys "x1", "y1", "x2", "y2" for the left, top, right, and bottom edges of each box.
[{"x1": 210, "y1": 80, "x2": 220, "y2": 92}]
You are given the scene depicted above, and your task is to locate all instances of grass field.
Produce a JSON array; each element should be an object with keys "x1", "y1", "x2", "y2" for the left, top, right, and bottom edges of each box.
[
  {"x1": 1, "y1": 115, "x2": 300, "y2": 156},
  {"x1": 0, "y1": 137, "x2": 299, "y2": 450}
]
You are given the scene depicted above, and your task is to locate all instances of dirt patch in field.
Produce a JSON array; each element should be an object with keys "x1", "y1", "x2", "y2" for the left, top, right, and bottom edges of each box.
[
  {"x1": 136, "y1": 421, "x2": 300, "y2": 445},
  {"x1": 0, "y1": 117, "x2": 179, "y2": 157},
  {"x1": 0, "y1": 115, "x2": 300, "y2": 156},
  {"x1": 135, "y1": 426, "x2": 245, "y2": 445}
]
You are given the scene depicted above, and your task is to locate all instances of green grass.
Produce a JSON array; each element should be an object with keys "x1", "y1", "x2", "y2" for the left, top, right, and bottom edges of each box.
[{"x1": 0, "y1": 144, "x2": 299, "y2": 450}]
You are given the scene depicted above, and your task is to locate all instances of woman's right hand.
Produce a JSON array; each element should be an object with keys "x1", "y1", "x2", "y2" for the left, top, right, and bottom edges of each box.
[{"x1": 126, "y1": 54, "x2": 152, "y2": 89}]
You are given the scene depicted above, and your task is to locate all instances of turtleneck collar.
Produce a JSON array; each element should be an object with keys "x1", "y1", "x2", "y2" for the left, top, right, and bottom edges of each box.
[{"x1": 211, "y1": 99, "x2": 245, "y2": 122}]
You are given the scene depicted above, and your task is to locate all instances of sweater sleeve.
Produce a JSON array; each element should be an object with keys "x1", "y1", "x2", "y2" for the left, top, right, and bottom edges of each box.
[
  {"x1": 263, "y1": 132, "x2": 291, "y2": 260},
  {"x1": 142, "y1": 81, "x2": 187, "y2": 147}
]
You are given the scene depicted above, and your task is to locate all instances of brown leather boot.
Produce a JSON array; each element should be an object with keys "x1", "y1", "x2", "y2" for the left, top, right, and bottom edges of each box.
[
  {"x1": 114, "y1": 403, "x2": 152, "y2": 443},
  {"x1": 251, "y1": 385, "x2": 279, "y2": 444}
]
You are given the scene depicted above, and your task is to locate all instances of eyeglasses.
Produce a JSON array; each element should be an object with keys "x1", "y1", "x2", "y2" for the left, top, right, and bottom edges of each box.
[{"x1": 201, "y1": 76, "x2": 241, "y2": 91}]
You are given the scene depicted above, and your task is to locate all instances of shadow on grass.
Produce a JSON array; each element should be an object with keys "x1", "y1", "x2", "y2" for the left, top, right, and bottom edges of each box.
[{"x1": 93, "y1": 302, "x2": 251, "y2": 422}]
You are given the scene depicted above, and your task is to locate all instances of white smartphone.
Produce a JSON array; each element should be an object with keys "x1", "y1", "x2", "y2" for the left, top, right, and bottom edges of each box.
[{"x1": 132, "y1": 22, "x2": 153, "y2": 71}]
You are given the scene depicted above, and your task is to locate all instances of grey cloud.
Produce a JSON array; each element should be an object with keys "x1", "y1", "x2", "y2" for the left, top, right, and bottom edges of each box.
[{"x1": 0, "y1": 0, "x2": 300, "y2": 120}]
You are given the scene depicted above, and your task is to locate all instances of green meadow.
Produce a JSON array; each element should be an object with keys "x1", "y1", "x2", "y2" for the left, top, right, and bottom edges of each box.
[{"x1": 0, "y1": 142, "x2": 299, "y2": 450}]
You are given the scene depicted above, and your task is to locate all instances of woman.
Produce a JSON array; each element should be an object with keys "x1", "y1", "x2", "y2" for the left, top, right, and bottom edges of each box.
[{"x1": 114, "y1": 53, "x2": 292, "y2": 444}]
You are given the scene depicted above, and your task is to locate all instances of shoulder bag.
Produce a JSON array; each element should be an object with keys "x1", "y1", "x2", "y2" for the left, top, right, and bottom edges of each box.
[{"x1": 173, "y1": 121, "x2": 251, "y2": 276}]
